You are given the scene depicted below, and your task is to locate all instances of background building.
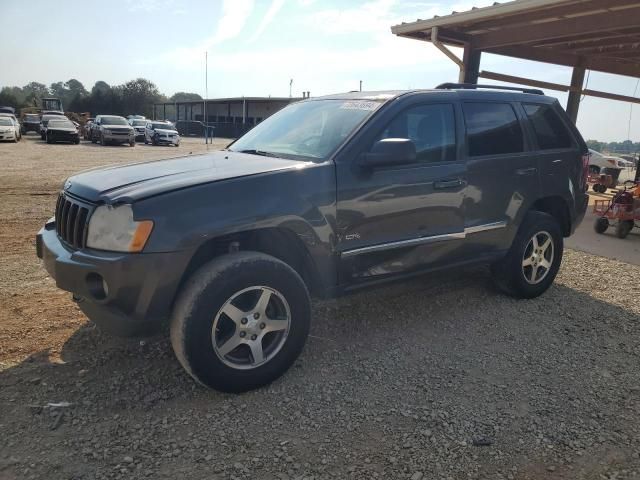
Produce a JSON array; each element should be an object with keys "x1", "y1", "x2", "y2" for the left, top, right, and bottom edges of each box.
[{"x1": 153, "y1": 96, "x2": 303, "y2": 138}]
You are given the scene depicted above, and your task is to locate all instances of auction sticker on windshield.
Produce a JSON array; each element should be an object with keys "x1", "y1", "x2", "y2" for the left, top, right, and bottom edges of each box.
[{"x1": 339, "y1": 101, "x2": 379, "y2": 111}]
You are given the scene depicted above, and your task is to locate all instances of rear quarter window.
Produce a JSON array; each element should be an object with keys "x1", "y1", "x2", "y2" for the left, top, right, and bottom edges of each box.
[
  {"x1": 463, "y1": 102, "x2": 524, "y2": 156},
  {"x1": 523, "y1": 103, "x2": 574, "y2": 150}
]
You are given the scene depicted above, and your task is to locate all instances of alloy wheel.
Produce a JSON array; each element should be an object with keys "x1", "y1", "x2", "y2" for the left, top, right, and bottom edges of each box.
[
  {"x1": 522, "y1": 231, "x2": 554, "y2": 285},
  {"x1": 212, "y1": 286, "x2": 291, "y2": 370}
]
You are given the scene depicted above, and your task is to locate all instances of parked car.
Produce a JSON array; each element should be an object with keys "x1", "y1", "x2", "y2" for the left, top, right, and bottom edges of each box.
[
  {"x1": 37, "y1": 85, "x2": 589, "y2": 393},
  {"x1": 144, "y1": 121, "x2": 180, "y2": 146},
  {"x1": 0, "y1": 113, "x2": 22, "y2": 141},
  {"x1": 129, "y1": 118, "x2": 147, "y2": 141},
  {"x1": 0, "y1": 106, "x2": 15, "y2": 114},
  {"x1": 45, "y1": 118, "x2": 80, "y2": 144},
  {"x1": 40, "y1": 114, "x2": 66, "y2": 139},
  {"x1": 0, "y1": 116, "x2": 18, "y2": 142},
  {"x1": 127, "y1": 114, "x2": 146, "y2": 120},
  {"x1": 90, "y1": 115, "x2": 135, "y2": 146},
  {"x1": 588, "y1": 149, "x2": 634, "y2": 173},
  {"x1": 21, "y1": 113, "x2": 41, "y2": 134}
]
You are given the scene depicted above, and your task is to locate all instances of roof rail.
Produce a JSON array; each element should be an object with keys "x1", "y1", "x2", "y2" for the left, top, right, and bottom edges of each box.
[{"x1": 436, "y1": 83, "x2": 544, "y2": 95}]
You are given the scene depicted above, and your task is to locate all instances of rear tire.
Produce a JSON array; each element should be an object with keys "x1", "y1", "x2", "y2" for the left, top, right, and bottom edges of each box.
[
  {"x1": 594, "y1": 217, "x2": 609, "y2": 234},
  {"x1": 615, "y1": 220, "x2": 633, "y2": 239},
  {"x1": 170, "y1": 252, "x2": 311, "y2": 393},
  {"x1": 491, "y1": 211, "x2": 563, "y2": 299}
]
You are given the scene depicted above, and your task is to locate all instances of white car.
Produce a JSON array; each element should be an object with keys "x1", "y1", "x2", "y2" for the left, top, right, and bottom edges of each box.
[
  {"x1": 0, "y1": 113, "x2": 21, "y2": 141},
  {"x1": 588, "y1": 149, "x2": 634, "y2": 173},
  {"x1": 144, "y1": 121, "x2": 180, "y2": 146},
  {"x1": 0, "y1": 116, "x2": 17, "y2": 142}
]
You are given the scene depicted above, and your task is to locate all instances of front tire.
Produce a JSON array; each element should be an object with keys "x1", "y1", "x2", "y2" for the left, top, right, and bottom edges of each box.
[
  {"x1": 100, "y1": 134, "x2": 107, "y2": 146},
  {"x1": 170, "y1": 252, "x2": 311, "y2": 393},
  {"x1": 491, "y1": 211, "x2": 563, "y2": 299}
]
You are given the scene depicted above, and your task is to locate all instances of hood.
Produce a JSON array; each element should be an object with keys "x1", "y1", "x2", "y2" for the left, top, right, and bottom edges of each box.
[
  {"x1": 102, "y1": 124, "x2": 133, "y2": 129},
  {"x1": 154, "y1": 128, "x2": 178, "y2": 134},
  {"x1": 65, "y1": 150, "x2": 312, "y2": 203}
]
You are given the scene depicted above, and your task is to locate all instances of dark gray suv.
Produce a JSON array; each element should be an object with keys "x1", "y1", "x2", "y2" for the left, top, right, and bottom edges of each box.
[{"x1": 37, "y1": 84, "x2": 589, "y2": 392}]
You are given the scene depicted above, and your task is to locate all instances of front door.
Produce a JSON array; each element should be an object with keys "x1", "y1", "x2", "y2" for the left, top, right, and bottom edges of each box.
[{"x1": 336, "y1": 102, "x2": 467, "y2": 284}]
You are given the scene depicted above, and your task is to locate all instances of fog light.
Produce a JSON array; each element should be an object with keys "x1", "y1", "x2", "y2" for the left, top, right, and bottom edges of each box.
[{"x1": 86, "y1": 273, "x2": 108, "y2": 300}]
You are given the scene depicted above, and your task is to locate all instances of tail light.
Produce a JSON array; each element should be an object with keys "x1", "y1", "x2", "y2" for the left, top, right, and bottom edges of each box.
[{"x1": 581, "y1": 153, "x2": 590, "y2": 191}]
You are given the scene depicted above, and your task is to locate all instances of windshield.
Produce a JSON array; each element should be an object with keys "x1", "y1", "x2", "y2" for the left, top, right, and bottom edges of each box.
[
  {"x1": 25, "y1": 114, "x2": 40, "y2": 121},
  {"x1": 152, "y1": 123, "x2": 174, "y2": 130},
  {"x1": 49, "y1": 120, "x2": 74, "y2": 128},
  {"x1": 229, "y1": 99, "x2": 382, "y2": 160},
  {"x1": 0, "y1": 118, "x2": 12, "y2": 126},
  {"x1": 101, "y1": 116, "x2": 128, "y2": 125},
  {"x1": 132, "y1": 120, "x2": 146, "y2": 126}
]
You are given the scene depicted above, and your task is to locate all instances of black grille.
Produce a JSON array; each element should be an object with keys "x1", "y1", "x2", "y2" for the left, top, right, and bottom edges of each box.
[{"x1": 55, "y1": 194, "x2": 91, "y2": 248}]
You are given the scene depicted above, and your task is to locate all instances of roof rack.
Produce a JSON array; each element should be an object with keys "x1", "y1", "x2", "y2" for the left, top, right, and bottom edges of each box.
[{"x1": 436, "y1": 83, "x2": 544, "y2": 95}]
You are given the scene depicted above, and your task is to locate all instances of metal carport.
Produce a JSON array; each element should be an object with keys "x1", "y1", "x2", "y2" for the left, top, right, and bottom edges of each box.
[{"x1": 391, "y1": 0, "x2": 640, "y2": 123}]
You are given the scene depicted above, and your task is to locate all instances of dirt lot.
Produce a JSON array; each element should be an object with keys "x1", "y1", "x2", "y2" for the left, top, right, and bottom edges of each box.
[{"x1": 1, "y1": 135, "x2": 640, "y2": 480}]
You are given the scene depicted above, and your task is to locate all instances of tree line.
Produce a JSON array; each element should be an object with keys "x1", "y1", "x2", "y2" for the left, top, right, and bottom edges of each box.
[
  {"x1": 0, "y1": 78, "x2": 202, "y2": 118},
  {"x1": 586, "y1": 139, "x2": 640, "y2": 155}
]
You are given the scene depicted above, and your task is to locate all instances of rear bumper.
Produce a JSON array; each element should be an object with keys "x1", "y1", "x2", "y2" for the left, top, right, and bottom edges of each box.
[
  {"x1": 36, "y1": 220, "x2": 192, "y2": 336},
  {"x1": 570, "y1": 192, "x2": 589, "y2": 235}
]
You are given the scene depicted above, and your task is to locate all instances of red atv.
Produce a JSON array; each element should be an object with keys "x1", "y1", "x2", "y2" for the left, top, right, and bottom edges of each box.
[{"x1": 593, "y1": 180, "x2": 640, "y2": 238}]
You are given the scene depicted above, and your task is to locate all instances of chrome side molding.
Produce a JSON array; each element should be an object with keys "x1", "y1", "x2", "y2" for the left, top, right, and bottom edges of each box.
[{"x1": 341, "y1": 221, "x2": 507, "y2": 258}]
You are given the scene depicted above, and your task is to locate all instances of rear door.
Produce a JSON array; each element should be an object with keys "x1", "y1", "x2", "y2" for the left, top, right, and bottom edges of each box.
[
  {"x1": 520, "y1": 101, "x2": 587, "y2": 230},
  {"x1": 461, "y1": 100, "x2": 540, "y2": 254}
]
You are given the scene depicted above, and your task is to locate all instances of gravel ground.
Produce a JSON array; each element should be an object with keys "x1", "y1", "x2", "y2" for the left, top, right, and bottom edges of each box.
[{"x1": 1, "y1": 135, "x2": 640, "y2": 480}]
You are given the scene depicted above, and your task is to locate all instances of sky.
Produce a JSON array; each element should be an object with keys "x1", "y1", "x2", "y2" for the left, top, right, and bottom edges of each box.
[{"x1": 1, "y1": 0, "x2": 639, "y2": 142}]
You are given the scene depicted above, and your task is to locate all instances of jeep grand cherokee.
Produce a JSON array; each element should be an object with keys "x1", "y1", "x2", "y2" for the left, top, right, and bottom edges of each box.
[{"x1": 37, "y1": 84, "x2": 589, "y2": 392}]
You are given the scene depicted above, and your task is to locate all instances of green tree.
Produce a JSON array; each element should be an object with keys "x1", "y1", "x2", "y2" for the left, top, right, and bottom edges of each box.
[
  {"x1": 0, "y1": 88, "x2": 19, "y2": 110},
  {"x1": 120, "y1": 78, "x2": 162, "y2": 117}
]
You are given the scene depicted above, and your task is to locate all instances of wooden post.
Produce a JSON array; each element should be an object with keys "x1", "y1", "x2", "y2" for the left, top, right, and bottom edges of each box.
[
  {"x1": 460, "y1": 45, "x2": 481, "y2": 84},
  {"x1": 566, "y1": 66, "x2": 585, "y2": 124}
]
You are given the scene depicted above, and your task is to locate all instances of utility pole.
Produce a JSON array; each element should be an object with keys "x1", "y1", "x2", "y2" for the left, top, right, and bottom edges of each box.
[
  {"x1": 205, "y1": 51, "x2": 209, "y2": 146},
  {"x1": 289, "y1": 79, "x2": 293, "y2": 98},
  {"x1": 359, "y1": 80, "x2": 362, "y2": 92}
]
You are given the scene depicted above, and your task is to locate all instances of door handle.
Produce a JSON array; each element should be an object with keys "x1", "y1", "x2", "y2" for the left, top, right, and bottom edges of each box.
[
  {"x1": 515, "y1": 167, "x2": 537, "y2": 176},
  {"x1": 434, "y1": 178, "x2": 464, "y2": 189}
]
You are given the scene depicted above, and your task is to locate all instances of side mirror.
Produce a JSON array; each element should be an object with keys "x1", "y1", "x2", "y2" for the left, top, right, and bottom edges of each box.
[{"x1": 359, "y1": 138, "x2": 417, "y2": 168}]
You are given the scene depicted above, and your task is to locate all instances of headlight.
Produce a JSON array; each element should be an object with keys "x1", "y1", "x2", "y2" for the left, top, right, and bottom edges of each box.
[{"x1": 86, "y1": 204, "x2": 153, "y2": 252}]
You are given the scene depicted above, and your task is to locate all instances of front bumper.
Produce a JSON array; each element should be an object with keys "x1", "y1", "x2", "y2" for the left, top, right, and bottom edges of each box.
[
  {"x1": 0, "y1": 131, "x2": 15, "y2": 140},
  {"x1": 36, "y1": 220, "x2": 191, "y2": 336},
  {"x1": 154, "y1": 136, "x2": 180, "y2": 145},
  {"x1": 103, "y1": 132, "x2": 135, "y2": 143}
]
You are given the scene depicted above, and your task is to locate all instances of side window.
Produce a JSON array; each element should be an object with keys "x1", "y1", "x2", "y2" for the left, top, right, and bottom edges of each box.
[
  {"x1": 523, "y1": 103, "x2": 573, "y2": 150},
  {"x1": 376, "y1": 104, "x2": 456, "y2": 163},
  {"x1": 463, "y1": 103, "x2": 524, "y2": 156}
]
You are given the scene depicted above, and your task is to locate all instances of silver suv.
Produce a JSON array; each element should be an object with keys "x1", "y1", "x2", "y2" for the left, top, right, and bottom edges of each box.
[{"x1": 91, "y1": 115, "x2": 135, "y2": 146}]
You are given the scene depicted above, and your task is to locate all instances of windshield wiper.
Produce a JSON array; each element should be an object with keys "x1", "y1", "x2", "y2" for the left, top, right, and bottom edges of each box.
[{"x1": 236, "y1": 149, "x2": 279, "y2": 157}]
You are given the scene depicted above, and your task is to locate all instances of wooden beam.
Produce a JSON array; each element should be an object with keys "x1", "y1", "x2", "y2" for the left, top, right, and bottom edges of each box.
[
  {"x1": 474, "y1": 8, "x2": 640, "y2": 49},
  {"x1": 566, "y1": 66, "x2": 585, "y2": 123},
  {"x1": 465, "y1": 0, "x2": 640, "y2": 33},
  {"x1": 488, "y1": 45, "x2": 640, "y2": 78},
  {"x1": 478, "y1": 71, "x2": 640, "y2": 105},
  {"x1": 536, "y1": 32, "x2": 637, "y2": 48},
  {"x1": 478, "y1": 71, "x2": 570, "y2": 92},
  {"x1": 465, "y1": 0, "x2": 640, "y2": 34}
]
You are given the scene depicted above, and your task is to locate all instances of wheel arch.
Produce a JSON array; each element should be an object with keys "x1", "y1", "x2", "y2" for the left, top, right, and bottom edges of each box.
[
  {"x1": 174, "y1": 227, "x2": 327, "y2": 305},
  {"x1": 530, "y1": 196, "x2": 571, "y2": 237}
]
